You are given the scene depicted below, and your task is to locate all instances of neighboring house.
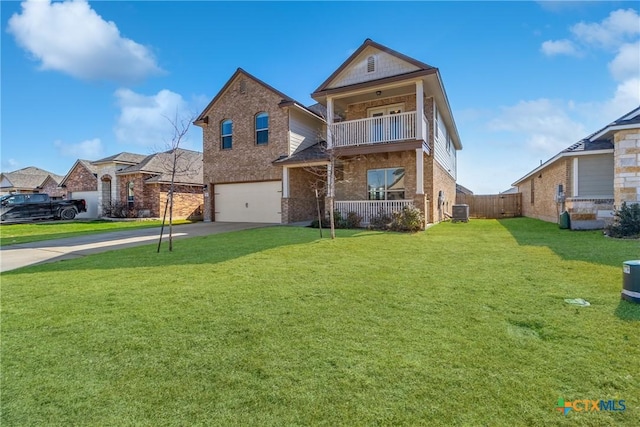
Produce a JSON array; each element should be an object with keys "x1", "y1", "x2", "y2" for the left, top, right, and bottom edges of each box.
[
  {"x1": 195, "y1": 39, "x2": 462, "y2": 225},
  {"x1": 58, "y1": 159, "x2": 100, "y2": 218},
  {"x1": 0, "y1": 166, "x2": 65, "y2": 198},
  {"x1": 512, "y1": 106, "x2": 640, "y2": 229},
  {"x1": 116, "y1": 149, "x2": 204, "y2": 219},
  {"x1": 456, "y1": 184, "x2": 474, "y2": 196},
  {"x1": 59, "y1": 150, "x2": 203, "y2": 219}
]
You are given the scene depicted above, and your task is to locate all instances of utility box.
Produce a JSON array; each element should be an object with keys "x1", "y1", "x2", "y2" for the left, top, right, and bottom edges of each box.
[
  {"x1": 622, "y1": 260, "x2": 640, "y2": 304},
  {"x1": 452, "y1": 204, "x2": 469, "y2": 223},
  {"x1": 559, "y1": 211, "x2": 570, "y2": 229}
]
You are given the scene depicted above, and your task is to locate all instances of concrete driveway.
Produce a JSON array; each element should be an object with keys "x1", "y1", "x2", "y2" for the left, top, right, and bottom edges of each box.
[{"x1": 0, "y1": 222, "x2": 270, "y2": 273}]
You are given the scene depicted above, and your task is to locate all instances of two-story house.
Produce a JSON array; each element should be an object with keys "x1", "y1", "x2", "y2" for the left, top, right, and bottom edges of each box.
[{"x1": 195, "y1": 39, "x2": 462, "y2": 225}]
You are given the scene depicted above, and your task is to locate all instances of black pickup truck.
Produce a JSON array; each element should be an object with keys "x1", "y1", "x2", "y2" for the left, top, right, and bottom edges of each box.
[{"x1": 0, "y1": 193, "x2": 87, "y2": 222}]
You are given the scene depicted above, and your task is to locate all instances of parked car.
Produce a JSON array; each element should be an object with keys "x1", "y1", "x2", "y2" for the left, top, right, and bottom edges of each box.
[{"x1": 0, "y1": 193, "x2": 86, "y2": 222}]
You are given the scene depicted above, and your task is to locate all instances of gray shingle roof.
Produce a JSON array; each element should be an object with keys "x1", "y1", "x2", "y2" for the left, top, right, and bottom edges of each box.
[
  {"x1": 92, "y1": 152, "x2": 148, "y2": 165},
  {"x1": 273, "y1": 142, "x2": 330, "y2": 165},
  {"x1": 117, "y1": 149, "x2": 203, "y2": 185},
  {"x1": 0, "y1": 166, "x2": 62, "y2": 190}
]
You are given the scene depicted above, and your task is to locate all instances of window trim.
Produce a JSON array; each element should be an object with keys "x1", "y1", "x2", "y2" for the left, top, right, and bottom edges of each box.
[
  {"x1": 255, "y1": 112, "x2": 269, "y2": 145},
  {"x1": 221, "y1": 119, "x2": 233, "y2": 150}
]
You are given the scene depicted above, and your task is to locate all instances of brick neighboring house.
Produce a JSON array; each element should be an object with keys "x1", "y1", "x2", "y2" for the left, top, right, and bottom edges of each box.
[
  {"x1": 0, "y1": 166, "x2": 65, "y2": 198},
  {"x1": 116, "y1": 149, "x2": 203, "y2": 219},
  {"x1": 195, "y1": 39, "x2": 462, "y2": 225},
  {"x1": 512, "y1": 106, "x2": 640, "y2": 229}
]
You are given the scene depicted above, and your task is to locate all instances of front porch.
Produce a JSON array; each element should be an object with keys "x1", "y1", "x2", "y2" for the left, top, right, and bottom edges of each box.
[{"x1": 334, "y1": 200, "x2": 416, "y2": 225}]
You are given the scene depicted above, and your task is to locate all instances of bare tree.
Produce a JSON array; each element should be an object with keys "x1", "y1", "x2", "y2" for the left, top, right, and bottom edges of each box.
[{"x1": 156, "y1": 111, "x2": 200, "y2": 252}]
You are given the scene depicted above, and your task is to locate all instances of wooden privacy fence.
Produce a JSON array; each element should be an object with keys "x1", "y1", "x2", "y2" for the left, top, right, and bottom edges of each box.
[{"x1": 455, "y1": 193, "x2": 522, "y2": 219}]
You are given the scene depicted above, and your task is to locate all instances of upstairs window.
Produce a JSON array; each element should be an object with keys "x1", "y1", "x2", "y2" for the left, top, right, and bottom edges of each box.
[
  {"x1": 255, "y1": 112, "x2": 269, "y2": 145},
  {"x1": 367, "y1": 55, "x2": 376, "y2": 73},
  {"x1": 221, "y1": 119, "x2": 233, "y2": 149}
]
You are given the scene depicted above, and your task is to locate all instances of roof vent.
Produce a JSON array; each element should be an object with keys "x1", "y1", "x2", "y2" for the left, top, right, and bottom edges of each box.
[
  {"x1": 367, "y1": 55, "x2": 375, "y2": 73},
  {"x1": 239, "y1": 79, "x2": 247, "y2": 94}
]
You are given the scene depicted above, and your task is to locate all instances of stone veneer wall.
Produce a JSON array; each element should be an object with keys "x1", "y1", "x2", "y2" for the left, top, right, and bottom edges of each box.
[
  {"x1": 201, "y1": 74, "x2": 291, "y2": 221},
  {"x1": 614, "y1": 129, "x2": 640, "y2": 206}
]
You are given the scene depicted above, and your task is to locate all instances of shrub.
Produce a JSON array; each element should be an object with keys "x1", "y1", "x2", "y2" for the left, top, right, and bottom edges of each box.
[
  {"x1": 368, "y1": 210, "x2": 393, "y2": 231},
  {"x1": 390, "y1": 205, "x2": 424, "y2": 232},
  {"x1": 605, "y1": 202, "x2": 640, "y2": 238},
  {"x1": 309, "y1": 210, "x2": 362, "y2": 229},
  {"x1": 344, "y1": 211, "x2": 363, "y2": 229},
  {"x1": 102, "y1": 201, "x2": 150, "y2": 219}
]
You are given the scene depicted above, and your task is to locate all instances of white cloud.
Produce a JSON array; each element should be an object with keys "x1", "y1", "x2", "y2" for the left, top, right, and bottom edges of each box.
[
  {"x1": 7, "y1": 0, "x2": 162, "y2": 83},
  {"x1": 488, "y1": 99, "x2": 587, "y2": 157},
  {"x1": 608, "y1": 41, "x2": 640, "y2": 82},
  {"x1": 54, "y1": 138, "x2": 104, "y2": 159},
  {"x1": 114, "y1": 89, "x2": 193, "y2": 148},
  {"x1": 571, "y1": 8, "x2": 640, "y2": 50},
  {"x1": 1, "y1": 158, "x2": 20, "y2": 171},
  {"x1": 540, "y1": 39, "x2": 580, "y2": 56}
]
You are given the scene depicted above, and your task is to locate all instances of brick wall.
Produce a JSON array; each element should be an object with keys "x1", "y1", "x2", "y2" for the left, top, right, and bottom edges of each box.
[
  {"x1": 345, "y1": 95, "x2": 417, "y2": 121},
  {"x1": 201, "y1": 73, "x2": 291, "y2": 221},
  {"x1": 283, "y1": 167, "x2": 318, "y2": 222},
  {"x1": 518, "y1": 159, "x2": 570, "y2": 223},
  {"x1": 614, "y1": 129, "x2": 640, "y2": 206},
  {"x1": 64, "y1": 163, "x2": 97, "y2": 197},
  {"x1": 40, "y1": 177, "x2": 65, "y2": 199},
  {"x1": 158, "y1": 184, "x2": 204, "y2": 220},
  {"x1": 427, "y1": 156, "x2": 456, "y2": 223}
]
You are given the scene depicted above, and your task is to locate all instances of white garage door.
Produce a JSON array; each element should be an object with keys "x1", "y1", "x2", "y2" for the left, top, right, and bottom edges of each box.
[
  {"x1": 215, "y1": 181, "x2": 281, "y2": 223},
  {"x1": 71, "y1": 191, "x2": 99, "y2": 219}
]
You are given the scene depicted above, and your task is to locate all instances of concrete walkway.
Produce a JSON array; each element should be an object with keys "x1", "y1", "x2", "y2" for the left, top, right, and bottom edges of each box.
[{"x1": 0, "y1": 222, "x2": 270, "y2": 273}]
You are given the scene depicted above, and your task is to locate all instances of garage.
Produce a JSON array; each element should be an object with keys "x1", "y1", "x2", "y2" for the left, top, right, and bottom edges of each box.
[
  {"x1": 70, "y1": 191, "x2": 99, "y2": 219},
  {"x1": 215, "y1": 181, "x2": 281, "y2": 223}
]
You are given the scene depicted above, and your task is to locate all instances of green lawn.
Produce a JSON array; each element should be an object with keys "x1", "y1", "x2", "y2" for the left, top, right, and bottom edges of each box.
[
  {"x1": 0, "y1": 219, "x2": 193, "y2": 246},
  {"x1": 1, "y1": 218, "x2": 639, "y2": 426}
]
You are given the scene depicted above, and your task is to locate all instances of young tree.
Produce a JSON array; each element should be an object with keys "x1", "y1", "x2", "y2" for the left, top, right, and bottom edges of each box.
[{"x1": 156, "y1": 112, "x2": 200, "y2": 252}]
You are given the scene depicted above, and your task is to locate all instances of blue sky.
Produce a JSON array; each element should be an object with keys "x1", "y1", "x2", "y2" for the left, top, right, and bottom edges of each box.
[{"x1": 1, "y1": 1, "x2": 639, "y2": 194}]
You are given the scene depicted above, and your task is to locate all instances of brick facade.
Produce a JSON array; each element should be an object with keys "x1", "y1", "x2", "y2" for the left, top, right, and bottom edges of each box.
[
  {"x1": 63, "y1": 163, "x2": 97, "y2": 197},
  {"x1": 40, "y1": 176, "x2": 66, "y2": 199},
  {"x1": 614, "y1": 129, "x2": 640, "y2": 206},
  {"x1": 345, "y1": 94, "x2": 417, "y2": 121},
  {"x1": 117, "y1": 173, "x2": 203, "y2": 219},
  {"x1": 201, "y1": 72, "x2": 291, "y2": 221},
  {"x1": 519, "y1": 159, "x2": 570, "y2": 223}
]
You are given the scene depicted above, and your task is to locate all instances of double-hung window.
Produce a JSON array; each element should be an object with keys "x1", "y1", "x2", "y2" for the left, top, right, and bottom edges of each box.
[
  {"x1": 255, "y1": 112, "x2": 268, "y2": 145},
  {"x1": 221, "y1": 120, "x2": 233, "y2": 149},
  {"x1": 367, "y1": 168, "x2": 406, "y2": 200}
]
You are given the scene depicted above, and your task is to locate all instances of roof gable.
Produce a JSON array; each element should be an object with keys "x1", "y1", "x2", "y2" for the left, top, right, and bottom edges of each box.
[
  {"x1": 195, "y1": 68, "x2": 295, "y2": 124},
  {"x1": 117, "y1": 148, "x2": 203, "y2": 185},
  {"x1": 59, "y1": 159, "x2": 98, "y2": 186},
  {"x1": 92, "y1": 152, "x2": 147, "y2": 165},
  {"x1": 314, "y1": 39, "x2": 435, "y2": 93},
  {"x1": 0, "y1": 166, "x2": 60, "y2": 189}
]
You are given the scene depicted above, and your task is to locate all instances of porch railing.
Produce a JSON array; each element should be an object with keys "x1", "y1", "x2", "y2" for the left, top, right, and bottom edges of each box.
[
  {"x1": 335, "y1": 200, "x2": 415, "y2": 224},
  {"x1": 331, "y1": 111, "x2": 424, "y2": 147}
]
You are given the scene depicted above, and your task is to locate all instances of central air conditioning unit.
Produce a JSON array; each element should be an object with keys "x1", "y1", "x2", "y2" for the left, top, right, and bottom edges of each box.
[{"x1": 452, "y1": 204, "x2": 469, "y2": 222}]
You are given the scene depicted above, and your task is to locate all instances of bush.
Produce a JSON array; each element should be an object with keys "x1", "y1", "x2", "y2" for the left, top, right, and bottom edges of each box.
[
  {"x1": 309, "y1": 211, "x2": 363, "y2": 229},
  {"x1": 369, "y1": 206, "x2": 424, "y2": 232},
  {"x1": 102, "y1": 201, "x2": 150, "y2": 219},
  {"x1": 605, "y1": 202, "x2": 640, "y2": 238},
  {"x1": 391, "y1": 205, "x2": 424, "y2": 232}
]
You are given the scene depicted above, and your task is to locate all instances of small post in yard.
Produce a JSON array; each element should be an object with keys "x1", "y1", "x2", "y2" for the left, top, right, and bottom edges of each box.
[{"x1": 315, "y1": 188, "x2": 323, "y2": 238}]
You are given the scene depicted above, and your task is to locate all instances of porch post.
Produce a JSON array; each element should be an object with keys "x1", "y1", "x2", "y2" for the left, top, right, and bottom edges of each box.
[
  {"x1": 416, "y1": 148, "x2": 424, "y2": 194},
  {"x1": 326, "y1": 96, "x2": 334, "y2": 149},
  {"x1": 282, "y1": 166, "x2": 290, "y2": 198},
  {"x1": 416, "y1": 80, "x2": 424, "y2": 141}
]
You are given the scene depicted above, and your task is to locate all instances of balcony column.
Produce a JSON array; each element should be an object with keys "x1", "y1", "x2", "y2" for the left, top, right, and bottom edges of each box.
[
  {"x1": 416, "y1": 80, "x2": 424, "y2": 141},
  {"x1": 326, "y1": 96, "x2": 334, "y2": 149},
  {"x1": 282, "y1": 166, "x2": 289, "y2": 198},
  {"x1": 416, "y1": 148, "x2": 424, "y2": 194}
]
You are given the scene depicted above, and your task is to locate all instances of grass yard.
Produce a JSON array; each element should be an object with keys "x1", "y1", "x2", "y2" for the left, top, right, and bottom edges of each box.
[
  {"x1": 1, "y1": 218, "x2": 639, "y2": 426},
  {"x1": 0, "y1": 219, "x2": 193, "y2": 246}
]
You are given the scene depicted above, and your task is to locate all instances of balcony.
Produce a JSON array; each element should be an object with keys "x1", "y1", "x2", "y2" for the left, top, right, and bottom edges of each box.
[{"x1": 329, "y1": 111, "x2": 428, "y2": 150}]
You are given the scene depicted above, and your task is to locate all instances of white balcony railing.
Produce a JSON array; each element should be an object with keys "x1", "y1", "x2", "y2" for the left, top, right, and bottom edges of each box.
[
  {"x1": 335, "y1": 200, "x2": 414, "y2": 224},
  {"x1": 331, "y1": 111, "x2": 426, "y2": 148}
]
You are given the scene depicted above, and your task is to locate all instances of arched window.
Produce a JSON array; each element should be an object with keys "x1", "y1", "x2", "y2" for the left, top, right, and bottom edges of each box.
[
  {"x1": 255, "y1": 112, "x2": 269, "y2": 145},
  {"x1": 221, "y1": 119, "x2": 233, "y2": 149}
]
